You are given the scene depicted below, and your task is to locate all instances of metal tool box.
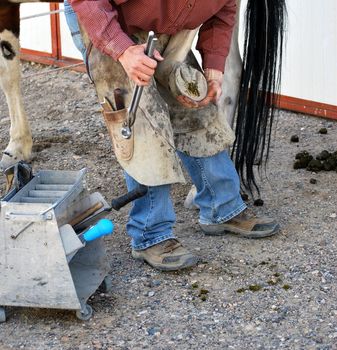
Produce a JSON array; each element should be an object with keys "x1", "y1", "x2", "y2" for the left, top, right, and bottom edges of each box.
[{"x1": 0, "y1": 168, "x2": 112, "y2": 322}]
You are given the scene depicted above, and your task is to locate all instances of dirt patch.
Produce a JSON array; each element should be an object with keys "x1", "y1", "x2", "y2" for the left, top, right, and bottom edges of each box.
[{"x1": 0, "y1": 62, "x2": 336, "y2": 349}]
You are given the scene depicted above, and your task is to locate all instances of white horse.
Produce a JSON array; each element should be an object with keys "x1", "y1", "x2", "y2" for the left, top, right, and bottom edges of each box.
[{"x1": 0, "y1": 0, "x2": 286, "y2": 193}]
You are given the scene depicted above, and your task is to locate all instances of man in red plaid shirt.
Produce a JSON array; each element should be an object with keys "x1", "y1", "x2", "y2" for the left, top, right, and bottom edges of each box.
[{"x1": 69, "y1": 0, "x2": 279, "y2": 271}]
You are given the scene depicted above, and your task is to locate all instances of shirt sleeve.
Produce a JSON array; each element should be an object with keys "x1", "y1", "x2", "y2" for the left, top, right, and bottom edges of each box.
[
  {"x1": 196, "y1": 0, "x2": 237, "y2": 72},
  {"x1": 69, "y1": 0, "x2": 134, "y2": 60}
]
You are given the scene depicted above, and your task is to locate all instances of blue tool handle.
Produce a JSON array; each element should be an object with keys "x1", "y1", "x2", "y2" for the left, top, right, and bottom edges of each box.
[
  {"x1": 111, "y1": 184, "x2": 148, "y2": 211},
  {"x1": 81, "y1": 219, "x2": 114, "y2": 242}
]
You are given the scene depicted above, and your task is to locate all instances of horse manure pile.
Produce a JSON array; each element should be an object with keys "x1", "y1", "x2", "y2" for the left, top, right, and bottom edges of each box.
[
  {"x1": 290, "y1": 127, "x2": 328, "y2": 144},
  {"x1": 290, "y1": 134, "x2": 299, "y2": 143},
  {"x1": 293, "y1": 150, "x2": 337, "y2": 172}
]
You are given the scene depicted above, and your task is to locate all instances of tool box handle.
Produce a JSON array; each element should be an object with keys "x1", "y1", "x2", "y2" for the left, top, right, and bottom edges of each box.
[{"x1": 110, "y1": 185, "x2": 148, "y2": 211}]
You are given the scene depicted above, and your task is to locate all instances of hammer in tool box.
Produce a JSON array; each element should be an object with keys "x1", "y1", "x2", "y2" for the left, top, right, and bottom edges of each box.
[
  {"x1": 70, "y1": 184, "x2": 148, "y2": 232},
  {"x1": 60, "y1": 218, "x2": 114, "y2": 262}
]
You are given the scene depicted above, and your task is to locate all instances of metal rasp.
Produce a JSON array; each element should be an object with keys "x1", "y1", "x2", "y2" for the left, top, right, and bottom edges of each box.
[{"x1": 121, "y1": 31, "x2": 158, "y2": 139}]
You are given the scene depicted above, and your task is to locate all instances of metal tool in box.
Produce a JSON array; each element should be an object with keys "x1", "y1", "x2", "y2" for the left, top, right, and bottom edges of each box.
[{"x1": 0, "y1": 168, "x2": 116, "y2": 321}]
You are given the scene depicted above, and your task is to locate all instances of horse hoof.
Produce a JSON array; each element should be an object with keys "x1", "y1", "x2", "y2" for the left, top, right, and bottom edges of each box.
[
  {"x1": 0, "y1": 152, "x2": 18, "y2": 173},
  {"x1": 184, "y1": 185, "x2": 199, "y2": 210}
]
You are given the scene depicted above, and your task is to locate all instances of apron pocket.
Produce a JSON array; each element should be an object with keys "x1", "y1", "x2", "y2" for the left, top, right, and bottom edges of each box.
[{"x1": 102, "y1": 109, "x2": 134, "y2": 161}]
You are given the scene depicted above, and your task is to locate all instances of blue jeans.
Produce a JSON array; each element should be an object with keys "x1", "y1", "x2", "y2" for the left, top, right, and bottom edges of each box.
[
  {"x1": 125, "y1": 150, "x2": 246, "y2": 250},
  {"x1": 64, "y1": 0, "x2": 86, "y2": 59}
]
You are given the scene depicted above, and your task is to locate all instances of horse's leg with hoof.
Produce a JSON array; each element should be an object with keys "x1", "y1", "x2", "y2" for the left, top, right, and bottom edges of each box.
[
  {"x1": 184, "y1": 12, "x2": 242, "y2": 210},
  {"x1": 219, "y1": 16, "x2": 242, "y2": 130},
  {"x1": 0, "y1": 7, "x2": 32, "y2": 171}
]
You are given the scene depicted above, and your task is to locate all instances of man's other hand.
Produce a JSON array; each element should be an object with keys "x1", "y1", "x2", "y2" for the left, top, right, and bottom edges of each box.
[
  {"x1": 176, "y1": 69, "x2": 223, "y2": 109},
  {"x1": 118, "y1": 44, "x2": 163, "y2": 86}
]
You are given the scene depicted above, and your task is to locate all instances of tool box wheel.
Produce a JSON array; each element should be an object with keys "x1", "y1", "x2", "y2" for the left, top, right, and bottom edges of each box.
[
  {"x1": 76, "y1": 304, "x2": 92, "y2": 321},
  {"x1": 99, "y1": 276, "x2": 112, "y2": 293},
  {"x1": 0, "y1": 307, "x2": 6, "y2": 323}
]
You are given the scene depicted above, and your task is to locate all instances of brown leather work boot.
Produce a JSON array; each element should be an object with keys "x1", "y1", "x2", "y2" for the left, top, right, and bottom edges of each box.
[
  {"x1": 132, "y1": 239, "x2": 198, "y2": 271},
  {"x1": 200, "y1": 209, "x2": 280, "y2": 238}
]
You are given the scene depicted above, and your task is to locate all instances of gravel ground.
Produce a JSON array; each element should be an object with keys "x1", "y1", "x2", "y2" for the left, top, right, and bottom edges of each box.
[{"x1": 0, "y1": 62, "x2": 336, "y2": 350}]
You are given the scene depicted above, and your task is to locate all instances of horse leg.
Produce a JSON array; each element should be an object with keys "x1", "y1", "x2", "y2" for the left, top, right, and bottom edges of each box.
[
  {"x1": 219, "y1": 14, "x2": 242, "y2": 129},
  {"x1": 0, "y1": 5, "x2": 32, "y2": 171},
  {"x1": 184, "y1": 8, "x2": 242, "y2": 210}
]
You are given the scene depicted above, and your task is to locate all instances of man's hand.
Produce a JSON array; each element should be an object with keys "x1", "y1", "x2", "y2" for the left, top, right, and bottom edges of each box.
[
  {"x1": 118, "y1": 44, "x2": 163, "y2": 86},
  {"x1": 176, "y1": 68, "x2": 223, "y2": 109}
]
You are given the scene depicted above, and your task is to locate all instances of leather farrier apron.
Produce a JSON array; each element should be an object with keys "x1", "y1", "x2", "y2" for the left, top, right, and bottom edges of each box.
[{"x1": 81, "y1": 29, "x2": 235, "y2": 186}]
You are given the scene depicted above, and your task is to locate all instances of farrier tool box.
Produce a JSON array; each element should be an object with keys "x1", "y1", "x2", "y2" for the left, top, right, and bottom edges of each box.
[{"x1": 0, "y1": 168, "x2": 112, "y2": 321}]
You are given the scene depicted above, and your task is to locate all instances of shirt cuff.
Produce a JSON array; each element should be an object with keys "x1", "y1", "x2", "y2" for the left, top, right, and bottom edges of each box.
[
  {"x1": 202, "y1": 53, "x2": 226, "y2": 73},
  {"x1": 204, "y1": 68, "x2": 223, "y2": 83},
  {"x1": 102, "y1": 31, "x2": 135, "y2": 61}
]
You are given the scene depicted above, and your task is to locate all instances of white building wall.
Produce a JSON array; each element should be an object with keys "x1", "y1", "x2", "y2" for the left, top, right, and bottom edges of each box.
[
  {"x1": 281, "y1": 0, "x2": 337, "y2": 106},
  {"x1": 20, "y1": 3, "x2": 81, "y2": 59},
  {"x1": 20, "y1": 3, "x2": 52, "y2": 53}
]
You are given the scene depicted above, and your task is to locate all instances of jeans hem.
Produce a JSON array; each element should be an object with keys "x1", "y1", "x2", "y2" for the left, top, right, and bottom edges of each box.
[
  {"x1": 199, "y1": 202, "x2": 247, "y2": 225},
  {"x1": 132, "y1": 233, "x2": 175, "y2": 250}
]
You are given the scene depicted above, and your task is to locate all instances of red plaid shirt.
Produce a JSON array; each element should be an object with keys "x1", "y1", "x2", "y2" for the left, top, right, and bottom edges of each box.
[{"x1": 70, "y1": 0, "x2": 237, "y2": 72}]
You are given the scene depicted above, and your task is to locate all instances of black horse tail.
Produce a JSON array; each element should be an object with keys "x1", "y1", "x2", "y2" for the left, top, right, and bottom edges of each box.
[{"x1": 232, "y1": 0, "x2": 287, "y2": 195}]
